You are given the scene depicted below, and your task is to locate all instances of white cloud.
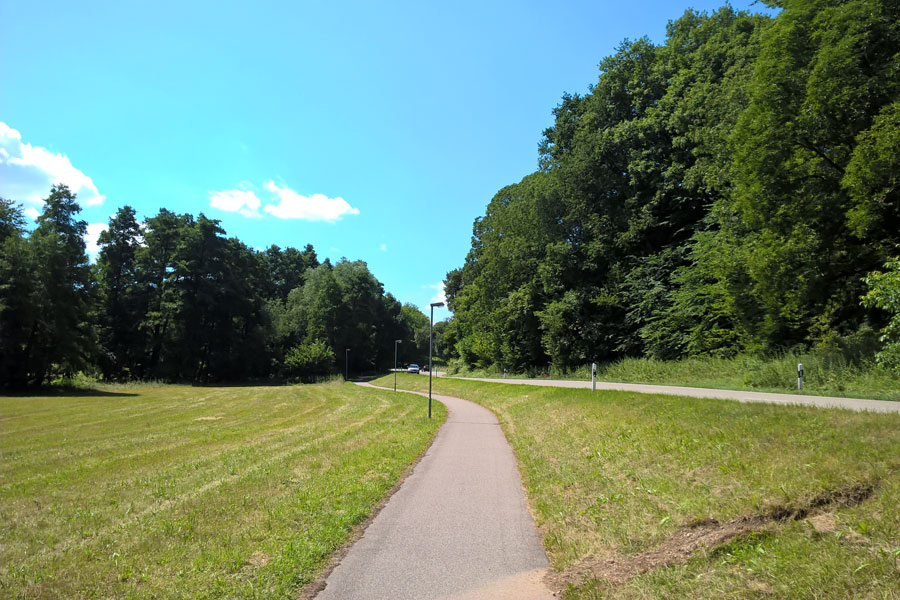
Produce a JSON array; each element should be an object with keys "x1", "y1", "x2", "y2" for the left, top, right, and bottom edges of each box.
[
  {"x1": 427, "y1": 282, "x2": 447, "y2": 306},
  {"x1": 24, "y1": 207, "x2": 40, "y2": 221},
  {"x1": 262, "y1": 180, "x2": 359, "y2": 222},
  {"x1": 0, "y1": 122, "x2": 106, "y2": 210},
  {"x1": 209, "y1": 188, "x2": 262, "y2": 218},
  {"x1": 84, "y1": 222, "x2": 108, "y2": 257},
  {"x1": 380, "y1": 243, "x2": 387, "y2": 252}
]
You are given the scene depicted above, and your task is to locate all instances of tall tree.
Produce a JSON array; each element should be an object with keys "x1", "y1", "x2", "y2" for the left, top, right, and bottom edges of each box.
[
  {"x1": 26, "y1": 185, "x2": 95, "y2": 385},
  {"x1": 96, "y1": 206, "x2": 144, "y2": 379},
  {"x1": 0, "y1": 199, "x2": 38, "y2": 388}
]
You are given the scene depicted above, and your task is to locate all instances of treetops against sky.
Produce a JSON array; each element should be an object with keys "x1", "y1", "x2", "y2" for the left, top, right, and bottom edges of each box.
[
  {"x1": 445, "y1": 0, "x2": 900, "y2": 371},
  {"x1": 0, "y1": 0, "x2": 772, "y2": 317}
]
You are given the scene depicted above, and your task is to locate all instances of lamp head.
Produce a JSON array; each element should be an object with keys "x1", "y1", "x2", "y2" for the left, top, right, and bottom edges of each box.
[{"x1": 430, "y1": 301, "x2": 445, "y2": 308}]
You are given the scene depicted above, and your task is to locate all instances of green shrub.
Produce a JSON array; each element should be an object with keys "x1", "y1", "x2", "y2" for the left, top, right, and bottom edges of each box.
[{"x1": 284, "y1": 340, "x2": 335, "y2": 381}]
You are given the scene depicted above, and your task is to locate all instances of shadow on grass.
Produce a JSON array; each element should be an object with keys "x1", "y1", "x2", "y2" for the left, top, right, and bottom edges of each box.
[{"x1": 1, "y1": 386, "x2": 139, "y2": 398}]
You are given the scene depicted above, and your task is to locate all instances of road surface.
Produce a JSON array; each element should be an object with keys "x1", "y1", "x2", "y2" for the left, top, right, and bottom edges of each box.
[
  {"x1": 447, "y1": 376, "x2": 900, "y2": 414},
  {"x1": 315, "y1": 383, "x2": 553, "y2": 600}
]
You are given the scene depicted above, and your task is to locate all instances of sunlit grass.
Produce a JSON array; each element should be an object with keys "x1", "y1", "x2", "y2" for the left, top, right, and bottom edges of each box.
[
  {"x1": 447, "y1": 353, "x2": 900, "y2": 401},
  {"x1": 0, "y1": 382, "x2": 444, "y2": 598},
  {"x1": 376, "y1": 374, "x2": 900, "y2": 598}
]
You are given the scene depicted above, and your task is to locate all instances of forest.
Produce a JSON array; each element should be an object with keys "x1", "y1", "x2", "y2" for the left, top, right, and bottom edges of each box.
[
  {"x1": 3, "y1": 0, "x2": 900, "y2": 388},
  {"x1": 0, "y1": 187, "x2": 441, "y2": 388},
  {"x1": 442, "y1": 0, "x2": 900, "y2": 374}
]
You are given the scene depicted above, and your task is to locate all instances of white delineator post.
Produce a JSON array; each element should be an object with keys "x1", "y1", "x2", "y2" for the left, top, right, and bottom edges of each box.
[
  {"x1": 592, "y1": 362, "x2": 597, "y2": 392},
  {"x1": 798, "y1": 363, "x2": 804, "y2": 390}
]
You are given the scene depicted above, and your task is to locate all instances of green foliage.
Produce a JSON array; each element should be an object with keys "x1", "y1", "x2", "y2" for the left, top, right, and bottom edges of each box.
[
  {"x1": 862, "y1": 258, "x2": 900, "y2": 373},
  {"x1": 1, "y1": 185, "x2": 96, "y2": 387},
  {"x1": 0, "y1": 199, "x2": 37, "y2": 388},
  {"x1": 447, "y1": 2, "x2": 900, "y2": 373},
  {"x1": 284, "y1": 339, "x2": 335, "y2": 380},
  {"x1": 3, "y1": 188, "x2": 423, "y2": 386},
  {"x1": 96, "y1": 206, "x2": 144, "y2": 379}
]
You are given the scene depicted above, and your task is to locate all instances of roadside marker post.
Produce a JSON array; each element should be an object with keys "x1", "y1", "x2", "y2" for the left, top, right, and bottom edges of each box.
[
  {"x1": 429, "y1": 301, "x2": 444, "y2": 419},
  {"x1": 798, "y1": 363, "x2": 804, "y2": 390},
  {"x1": 592, "y1": 362, "x2": 597, "y2": 392}
]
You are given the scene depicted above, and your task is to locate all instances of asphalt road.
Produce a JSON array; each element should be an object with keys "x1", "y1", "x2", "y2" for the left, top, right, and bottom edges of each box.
[
  {"x1": 315, "y1": 383, "x2": 554, "y2": 600},
  {"x1": 450, "y1": 376, "x2": 900, "y2": 414}
]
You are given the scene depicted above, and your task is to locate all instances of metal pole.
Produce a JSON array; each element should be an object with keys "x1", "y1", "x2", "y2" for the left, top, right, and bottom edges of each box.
[
  {"x1": 427, "y1": 302, "x2": 444, "y2": 418},
  {"x1": 429, "y1": 304, "x2": 434, "y2": 419},
  {"x1": 345, "y1": 348, "x2": 350, "y2": 381},
  {"x1": 394, "y1": 339, "x2": 401, "y2": 392}
]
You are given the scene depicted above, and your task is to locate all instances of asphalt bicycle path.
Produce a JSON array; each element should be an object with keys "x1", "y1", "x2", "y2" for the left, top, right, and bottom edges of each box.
[
  {"x1": 315, "y1": 382, "x2": 554, "y2": 600},
  {"x1": 437, "y1": 374, "x2": 900, "y2": 414}
]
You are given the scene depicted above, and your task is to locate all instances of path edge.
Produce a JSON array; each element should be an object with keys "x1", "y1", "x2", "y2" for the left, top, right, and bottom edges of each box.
[
  {"x1": 298, "y1": 383, "x2": 449, "y2": 600},
  {"x1": 366, "y1": 380, "x2": 557, "y2": 585}
]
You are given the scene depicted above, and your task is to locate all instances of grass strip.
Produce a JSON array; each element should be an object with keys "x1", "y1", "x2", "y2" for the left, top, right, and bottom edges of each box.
[
  {"x1": 449, "y1": 354, "x2": 900, "y2": 402},
  {"x1": 375, "y1": 373, "x2": 900, "y2": 599}
]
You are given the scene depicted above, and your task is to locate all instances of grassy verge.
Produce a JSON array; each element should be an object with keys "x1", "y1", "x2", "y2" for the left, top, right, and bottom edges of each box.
[
  {"x1": 447, "y1": 353, "x2": 900, "y2": 401},
  {"x1": 0, "y1": 382, "x2": 444, "y2": 599},
  {"x1": 374, "y1": 373, "x2": 900, "y2": 598}
]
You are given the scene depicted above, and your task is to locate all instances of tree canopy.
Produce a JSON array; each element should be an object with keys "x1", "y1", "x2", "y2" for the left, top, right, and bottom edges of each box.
[
  {"x1": 0, "y1": 188, "x2": 434, "y2": 388},
  {"x1": 445, "y1": 1, "x2": 900, "y2": 372}
]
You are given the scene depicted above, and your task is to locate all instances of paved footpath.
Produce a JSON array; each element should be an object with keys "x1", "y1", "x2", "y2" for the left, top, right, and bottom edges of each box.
[
  {"x1": 316, "y1": 383, "x2": 554, "y2": 600},
  {"x1": 452, "y1": 376, "x2": 900, "y2": 414}
]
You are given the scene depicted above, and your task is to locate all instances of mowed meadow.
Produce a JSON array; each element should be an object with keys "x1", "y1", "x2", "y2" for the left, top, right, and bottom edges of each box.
[
  {"x1": 377, "y1": 374, "x2": 900, "y2": 598},
  {"x1": 0, "y1": 383, "x2": 444, "y2": 598}
]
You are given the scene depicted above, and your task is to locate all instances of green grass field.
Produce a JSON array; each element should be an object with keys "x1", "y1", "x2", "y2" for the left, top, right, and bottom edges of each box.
[
  {"x1": 376, "y1": 374, "x2": 900, "y2": 599},
  {"x1": 0, "y1": 382, "x2": 444, "y2": 599}
]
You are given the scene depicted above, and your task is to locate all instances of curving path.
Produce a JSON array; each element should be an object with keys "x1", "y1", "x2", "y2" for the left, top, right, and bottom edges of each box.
[
  {"x1": 315, "y1": 383, "x2": 554, "y2": 600},
  {"x1": 447, "y1": 376, "x2": 900, "y2": 414}
]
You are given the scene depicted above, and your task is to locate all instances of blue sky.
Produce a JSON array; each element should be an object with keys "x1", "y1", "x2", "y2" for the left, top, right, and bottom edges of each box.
[{"x1": 1, "y1": 0, "x2": 769, "y2": 317}]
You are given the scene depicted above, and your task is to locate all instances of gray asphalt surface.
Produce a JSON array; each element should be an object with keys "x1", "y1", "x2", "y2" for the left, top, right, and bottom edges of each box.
[
  {"x1": 316, "y1": 383, "x2": 553, "y2": 600},
  {"x1": 452, "y1": 376, "x2": 900, "y2": 414}
]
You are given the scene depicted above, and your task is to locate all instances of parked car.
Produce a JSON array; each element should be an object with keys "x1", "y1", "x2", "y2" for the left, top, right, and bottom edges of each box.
[
  {"x1": 407, "y1": 364, "x2": 420, "y2": 374},
  {"x1": 421, "y1": 365, "x2": 430, "y2": 373}
]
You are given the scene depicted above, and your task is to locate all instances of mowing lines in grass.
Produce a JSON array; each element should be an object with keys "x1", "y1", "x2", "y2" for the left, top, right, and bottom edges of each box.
[{"x1": 0, "y1": 382, "x2": 444, "y2": 598}]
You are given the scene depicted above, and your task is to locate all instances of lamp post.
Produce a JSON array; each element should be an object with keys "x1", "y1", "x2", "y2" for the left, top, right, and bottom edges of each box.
[
  {"x1": 345, "y1": 348, "x2": 350, "y2": 381},
  {"x1": 428, "y1": 301, "x2": 444, "y2": 418},
  {"x1": 394, "y1": 339, "x2": 402, "y2": 392}
]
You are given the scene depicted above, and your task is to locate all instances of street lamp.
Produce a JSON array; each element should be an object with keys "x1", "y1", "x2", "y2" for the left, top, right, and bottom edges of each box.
[
  {"x1": 394, "y1": 339, "x2": 402, "y2": 392},
  {"x1": 345, "y1": 348, "x2": 350, "y2": 381},
  {"x1": 428, "y1": 301, "x2": 444, "y2": 418}
]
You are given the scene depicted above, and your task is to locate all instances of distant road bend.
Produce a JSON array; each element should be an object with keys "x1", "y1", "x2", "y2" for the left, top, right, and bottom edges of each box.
[{"x1": 447, "y1": 375, "x2": 900, "y2": 414}]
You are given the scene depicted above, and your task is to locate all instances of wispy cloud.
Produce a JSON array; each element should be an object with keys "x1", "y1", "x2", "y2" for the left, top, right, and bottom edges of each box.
[
  {"x1": 208, "y1": 179, "x2": 360, "y2": 222},
  {"x1": 0, "y1": 122, "x2": 106, "y2": 210},
  {"x1": 380, "y1": 243, "x2": 387, "y2": 252},
  {"x1": 208, "y1": 188, "x2": 263, "y2": 218}
]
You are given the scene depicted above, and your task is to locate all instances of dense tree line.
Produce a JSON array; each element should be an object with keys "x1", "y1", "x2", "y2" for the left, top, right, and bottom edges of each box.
[
  {"x1": 445, "y1": 0, "x2": 900, "y2": 372},
  {"x1": 0, "y1": 186, "x2": 434, "y2": 388}
]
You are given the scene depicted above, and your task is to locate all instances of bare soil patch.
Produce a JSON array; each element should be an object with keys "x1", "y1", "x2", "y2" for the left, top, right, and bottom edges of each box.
[
  {"x1": 248, "y1": 551, "x2": 271, "y2": 567},
  {"x1": 546, "y1": 481, "x2": 876, "y2": 591}
]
